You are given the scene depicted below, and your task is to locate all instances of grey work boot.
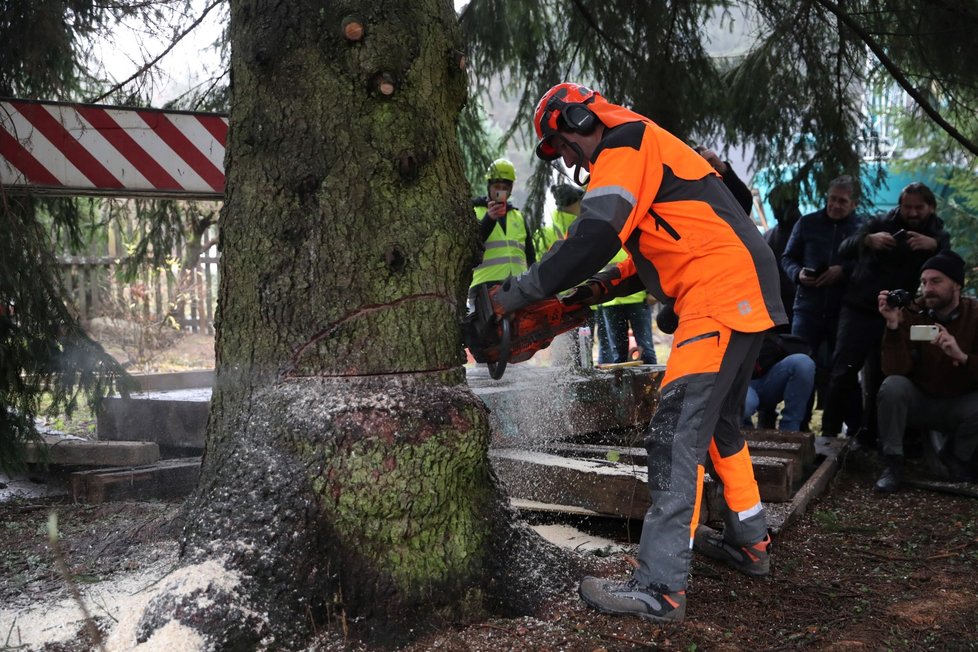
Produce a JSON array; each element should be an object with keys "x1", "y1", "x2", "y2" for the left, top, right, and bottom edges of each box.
[
  {"x1": 578, "y1": 576, "x2": 686, "y2": 624},
  {"x1": 874, "y1": 455, "x2": 903, "y2": 493},
  {"x1": 693, "y1": 525, "x2": 771, "y2": 577}
]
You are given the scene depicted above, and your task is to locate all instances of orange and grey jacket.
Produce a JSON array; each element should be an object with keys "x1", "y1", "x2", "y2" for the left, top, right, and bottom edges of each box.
[{"x1": 495, "y1": 105, "x2": 786, "y2": 333}]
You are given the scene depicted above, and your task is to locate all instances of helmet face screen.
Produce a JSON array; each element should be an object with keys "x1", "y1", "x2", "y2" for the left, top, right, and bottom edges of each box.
[
  {"x1": 536, "y1": 137, "x2": 560, "y2": 161},
  {"x1": 533, "y1": 83, "x2": 596, "y2": 160}
]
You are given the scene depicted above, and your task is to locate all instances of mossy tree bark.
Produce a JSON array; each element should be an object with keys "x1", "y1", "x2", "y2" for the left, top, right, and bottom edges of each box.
[{"x1": 143, "y1": 1, "x2": 579, "y2": 648}]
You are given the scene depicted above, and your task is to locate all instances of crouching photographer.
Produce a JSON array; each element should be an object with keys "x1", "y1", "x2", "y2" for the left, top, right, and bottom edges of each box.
[{"x1": 875, "y1": 250, "x2": 978, "y2": 492}]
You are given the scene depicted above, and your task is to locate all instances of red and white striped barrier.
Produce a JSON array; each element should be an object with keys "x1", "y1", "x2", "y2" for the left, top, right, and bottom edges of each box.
[{"x1": 0, "y1": 98, "x2": 227, "y2": 199}]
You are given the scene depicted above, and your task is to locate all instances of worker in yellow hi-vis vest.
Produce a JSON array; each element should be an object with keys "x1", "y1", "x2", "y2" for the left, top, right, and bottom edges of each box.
[
  {"x1": 469, "y1": 158, "x2": 536, "y2": 307},
  {"x1": 595, "y1": 249, "x2": 657, "y2": 365},
  {"x1": 534, "y1": 183, "x2": 584, "y2": 254}
]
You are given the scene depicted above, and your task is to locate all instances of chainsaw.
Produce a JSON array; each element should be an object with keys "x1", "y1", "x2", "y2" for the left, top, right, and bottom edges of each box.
[{"x1": 462, "y1": 283, "x2": 591, "y2": 379}]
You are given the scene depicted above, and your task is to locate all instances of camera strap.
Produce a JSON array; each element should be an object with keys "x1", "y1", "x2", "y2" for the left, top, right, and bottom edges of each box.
[{"x1": 927, "y1": 307, "x2": 960, "y2": 324}]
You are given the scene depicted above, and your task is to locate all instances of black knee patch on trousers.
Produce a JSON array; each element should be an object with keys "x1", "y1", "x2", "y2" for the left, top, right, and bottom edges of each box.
[{"x1": 646, "y1": 382, "x2": 686, "y2": 492}]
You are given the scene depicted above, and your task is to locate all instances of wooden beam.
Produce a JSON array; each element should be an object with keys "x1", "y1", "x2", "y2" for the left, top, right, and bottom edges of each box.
[
  {"x1": 70, "y1": 458, "x2": 201, "y2": 503},
  {"x1": 527, "y1": 442, "x2": 798, "y2": 502},
  {"x1": 771, "y1": 437, "x2": 848, "y2": 534},
  {"x1": 748, "y1": 429, "x2": 817, "y2": 469},
  {"x1": 490, "y1": 448, "x2": 651, "y2": 519}
]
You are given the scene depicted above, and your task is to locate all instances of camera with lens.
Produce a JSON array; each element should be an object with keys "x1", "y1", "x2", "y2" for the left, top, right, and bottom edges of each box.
[{"x1": 885, "y1": 288, "x2": 913, "y2": 308}]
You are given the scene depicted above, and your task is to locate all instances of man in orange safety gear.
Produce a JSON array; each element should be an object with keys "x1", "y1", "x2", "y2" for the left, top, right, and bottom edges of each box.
[{"x1": 490, "y1": 83, "x2": 787, "y2": 623}]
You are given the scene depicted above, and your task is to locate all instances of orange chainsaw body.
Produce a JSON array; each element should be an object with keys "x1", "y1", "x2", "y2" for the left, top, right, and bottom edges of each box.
[{"x1": 463, "y1": 285, "x2": 590, "y2": 378}]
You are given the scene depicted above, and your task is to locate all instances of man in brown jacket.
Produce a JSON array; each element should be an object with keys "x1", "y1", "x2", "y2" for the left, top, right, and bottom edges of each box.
[{"x1": 875, "y1": 250, "x2": 978, "y2": 492}]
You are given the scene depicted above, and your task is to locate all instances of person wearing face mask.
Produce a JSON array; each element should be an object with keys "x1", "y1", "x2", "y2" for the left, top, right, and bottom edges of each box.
[
  {"x1": 820, "y1": 183, "x2": 951, "y2": 447},
  {"x1": 488, "y1": 82, "x2": 787, "y2": 624},
  {"x1": 874, "y1": 250, "x2": 978, "y2": 492}
]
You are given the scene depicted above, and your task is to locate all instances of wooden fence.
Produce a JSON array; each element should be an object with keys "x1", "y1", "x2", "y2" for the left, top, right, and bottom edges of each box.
[{"x1": 58, "y1": 253, "x2": 220, "y2": 335}]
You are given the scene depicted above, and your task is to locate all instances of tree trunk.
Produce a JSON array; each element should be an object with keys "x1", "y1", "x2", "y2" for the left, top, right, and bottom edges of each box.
[{"x1": 123, "y1": 1, "x2": 579, "y2": 648}]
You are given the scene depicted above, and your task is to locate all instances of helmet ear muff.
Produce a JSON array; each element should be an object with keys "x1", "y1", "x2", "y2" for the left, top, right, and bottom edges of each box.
[{"x1": 560, "y1": 103, "x2": 597, "y2": 135}]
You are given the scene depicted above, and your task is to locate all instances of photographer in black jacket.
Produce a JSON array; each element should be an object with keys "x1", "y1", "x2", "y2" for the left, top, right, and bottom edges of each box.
[{"x1": 821, "y1": 182, "x2": 951, "y2": 445}]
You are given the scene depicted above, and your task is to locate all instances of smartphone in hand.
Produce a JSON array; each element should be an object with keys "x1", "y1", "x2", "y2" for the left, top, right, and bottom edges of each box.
[{"x1": 909, "y1": 324, "x2": 939, "y2": 341}]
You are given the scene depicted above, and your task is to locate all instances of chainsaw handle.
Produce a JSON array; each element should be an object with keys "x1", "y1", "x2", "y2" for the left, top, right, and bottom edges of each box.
[{"x1": 487, "y1": 315, "x2": 511, "y2": 379}]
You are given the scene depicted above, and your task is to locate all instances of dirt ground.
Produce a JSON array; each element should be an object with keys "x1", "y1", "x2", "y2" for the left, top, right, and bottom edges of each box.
[
  {"x1": 12, "y1": 332, "x2": 977, "y2": 649},
  {"x1": 2, "y1": 450, "x2": 976, "y2": 651}
]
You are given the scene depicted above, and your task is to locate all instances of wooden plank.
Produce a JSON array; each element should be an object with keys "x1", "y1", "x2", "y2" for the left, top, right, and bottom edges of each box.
[
  {"x1": 70, "y1": 458, "x2": 201, "y2": 503},
  {"x1": 510, "y1": 498, "x2": 603, "y2": 517},
  {"x1": 744, "y1": 456, "x2": 795, "y2": 502},
  {"x1": 747, "y1": 429, "x2": 816, "y2": 468},
  {"x1": 533, "y1": 442, "x2": 797, "y2": 501},
  {"x1": 771, "y1": 437, "x2": 848, "y2": 535},
  {"x1": 902, "y1": 477, "x2": 978, "y2": 498},
  {"x1": 537, "y1": 443, "x2": 646, "y2": 465},
  {"x1": 469, "y1": 365, "x2": 662, "y2": 443},
  {"x1": 492, "y1": 449, "x2": 720, "y2": 522},
  {"x1": 490, "y1": 449, "x2": 651, "y2": 519},
  {"x1": 746, "y1": 440, "x2": 809, "y2": 474},
  {"x1": 24, "y1": 435, "x2": 159, "y2": 467}
]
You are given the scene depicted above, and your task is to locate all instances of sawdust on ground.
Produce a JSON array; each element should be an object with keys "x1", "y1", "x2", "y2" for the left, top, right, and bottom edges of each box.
[{"x1": 1, "y1": 453, "x2": 976, "y2": 651}]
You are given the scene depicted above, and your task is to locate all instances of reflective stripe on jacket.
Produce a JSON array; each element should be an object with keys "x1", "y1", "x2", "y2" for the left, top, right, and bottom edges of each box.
[{"x1": 494, "y1": 113, "x2": 786, "y2": 333}]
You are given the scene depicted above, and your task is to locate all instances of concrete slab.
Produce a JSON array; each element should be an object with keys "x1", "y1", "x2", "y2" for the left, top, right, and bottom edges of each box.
[
  {"x1": 24, "y1": 435, "x2": 159, "y2": 467},
  {"x1": 129, "y1": 370, "x2": 214, "y2": 391},
  {"x1": 98, "y1": 388, "x2": 211, "y2": 454}
]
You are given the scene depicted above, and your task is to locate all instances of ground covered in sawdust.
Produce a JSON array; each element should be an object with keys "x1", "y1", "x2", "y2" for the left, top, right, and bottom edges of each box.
[{"x1": 2, "y1": 452, "x2": 976, "y2": 651}]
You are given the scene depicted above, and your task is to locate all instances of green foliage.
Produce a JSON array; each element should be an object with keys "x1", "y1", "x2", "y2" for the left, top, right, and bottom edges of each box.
[
  {"x1": 881, "y1": 2, "x2": 978, "y2": 287},
  {"x1": 461, "y1": 0, "x2": 978, "y2": 205},
  {"x1": 0, "y1": 1, "x2": 217, "y2": 468},
  {"x1": 111, "y1": 199, "x2": 220, "y2": 281},
  {"x1": 0, "y1": 0, "x2": 102, "y2": 98},
  {"x1": 456, "y1": 101, "x2": 505, "y2": 196},
  {"x1": 1, "y1": 197, "x2": 130, "y2": 472}
]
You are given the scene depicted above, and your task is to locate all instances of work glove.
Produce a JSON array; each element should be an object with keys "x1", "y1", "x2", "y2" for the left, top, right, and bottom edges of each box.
[
  {"x1": 560, "y1": 280, "x2": 609, "y2": 307},
  {"x1": 656, "y1": 302, "x2": 679, "y2": 334},
  {"x1": 487, "y1": 284, "x2": 507, "y2": 319}
]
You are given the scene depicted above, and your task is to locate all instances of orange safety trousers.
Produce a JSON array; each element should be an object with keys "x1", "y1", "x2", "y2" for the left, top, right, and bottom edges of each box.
[{"x1": 633, "y1": 316, "x2": 766, "y2": 591}]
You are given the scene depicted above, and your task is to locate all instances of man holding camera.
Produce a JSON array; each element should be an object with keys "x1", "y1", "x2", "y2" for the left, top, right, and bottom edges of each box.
[
  {"x1": 821, "y1": 182, "x2": 950, "y2": 445},
  {"x1": 875, "y1": 250, "x2": 978, "y2": 491},
  {"x1": 469, "y1": 158, "x2": 535, "y2": 304}
]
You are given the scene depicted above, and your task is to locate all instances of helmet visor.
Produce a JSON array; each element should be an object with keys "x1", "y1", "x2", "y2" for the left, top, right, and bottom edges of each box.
[{"x1": 535, "y1": 137, "x2": 560, "y2": 161}]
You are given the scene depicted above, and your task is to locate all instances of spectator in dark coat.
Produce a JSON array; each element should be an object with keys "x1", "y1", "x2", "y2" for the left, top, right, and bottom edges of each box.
[
  {"x1": 821, "y1": 182, "x2": 951, "y2": 444},
  {"x1": 763, "y1": 186, "x2": 802, "y2": 326},
  {"x1": 781, "y1": 175, "x2": 862, "y2": 431}
]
